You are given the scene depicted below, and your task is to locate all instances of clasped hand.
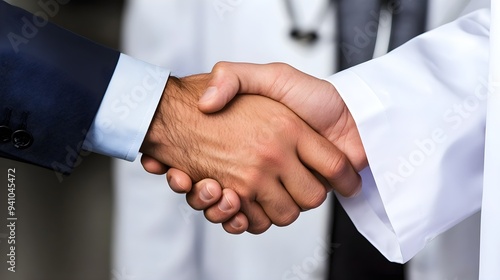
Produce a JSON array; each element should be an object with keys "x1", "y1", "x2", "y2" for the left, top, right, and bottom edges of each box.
[{"x1": 140, "y1": 62, "x2": 367, "y2": 234}]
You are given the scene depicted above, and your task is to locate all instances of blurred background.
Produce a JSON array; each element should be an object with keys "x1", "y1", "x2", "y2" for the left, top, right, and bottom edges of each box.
[{"x1": 0, "y1": 1, "x2": 124, "y2": 279}]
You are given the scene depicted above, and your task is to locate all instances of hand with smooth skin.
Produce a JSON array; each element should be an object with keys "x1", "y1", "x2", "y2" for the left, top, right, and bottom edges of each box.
[
  {"x1": 143, "y1": 62, "x2": 367, "y2": 234},
  {"x1": 139, "y1": 71, "x2": 361, "y2": 234}
]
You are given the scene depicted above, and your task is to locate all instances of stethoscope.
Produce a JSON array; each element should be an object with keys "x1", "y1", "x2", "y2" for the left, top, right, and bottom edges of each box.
[{"x1": 284, "y1": 0, "x2": 333, "y2": 45}]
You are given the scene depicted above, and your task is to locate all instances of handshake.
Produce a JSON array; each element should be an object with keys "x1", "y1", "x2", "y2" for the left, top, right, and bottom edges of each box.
[{"x1": 139, "y1": 62, "x2": 368, "y2": 234}]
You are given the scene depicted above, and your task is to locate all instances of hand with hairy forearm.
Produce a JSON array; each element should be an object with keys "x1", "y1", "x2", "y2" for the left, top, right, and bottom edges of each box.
[
  {"x1": 139, "y1": 72, "x2": 361, "y2": 234},
  {"x1": 149, "y1": 62, "x2": 368, "y2": 233}
]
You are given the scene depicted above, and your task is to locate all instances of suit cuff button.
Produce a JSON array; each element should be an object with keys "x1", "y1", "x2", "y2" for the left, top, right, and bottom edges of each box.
[
  {"x1": 12, "y1": 130, "x2": 33, "y2": 149},
  {"x1": 0, "y1": 125, "x2": 13, "y2": 143}
]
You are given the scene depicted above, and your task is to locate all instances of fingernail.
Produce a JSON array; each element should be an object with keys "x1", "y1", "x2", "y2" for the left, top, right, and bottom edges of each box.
[
  {"x1": 174, "y1": 177, "x2": 187, "y2": 191},
  {"x1": 168, "y1": 175, "x2": 186, "y2": 193},
  {"x1": 218, "y1": 196, "x2": 233, "y2": 212},
  {"x1": 230, "y1": 217, "x2": 242, "y2": 229},
  {"x1": 199, "y1": 86, "x2": 217, "y2": 104},
  {"x1": 200, "y1": 183, "x2": 214, "y2": 202}
]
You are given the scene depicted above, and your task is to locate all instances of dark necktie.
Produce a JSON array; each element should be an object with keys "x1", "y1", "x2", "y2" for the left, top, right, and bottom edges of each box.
[{"x1": 328, "y1": 1, "x2": 428, "y2": 279}]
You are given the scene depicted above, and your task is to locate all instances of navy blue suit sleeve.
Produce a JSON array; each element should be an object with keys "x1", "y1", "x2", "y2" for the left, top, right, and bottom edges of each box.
[{"x1": 0, "y1": 1, "x2": 120, "y2": 174}]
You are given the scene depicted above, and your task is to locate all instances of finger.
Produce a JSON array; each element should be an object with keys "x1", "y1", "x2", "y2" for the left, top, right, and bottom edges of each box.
[
  {"x1": 222, "y1": 212, "x2": 249, "y2": 234},
  {"x1": 204, "y1": 188, "x2": 241, "y2": 223},
  {"x1": 312, "y1": 170, "x2": 334, "y2": 193},
  {"x1": 166, "y1": 168, "x2": 194, "y2": 193},
  {"x1": 185, "y1": 177, "x2": 278, "y2": 232},
  {"x1": 252, "y1": 181, "x2": 302, "y2": 227},
  {"x1": 199, "y1": 62, "x2": 295, "y2": 113},
  {"x1": 240, "y1": 199, "x2": 272, "y2": 234},
  {"x1": 186, "y1": 179, "x2": 223, "y2": 210},
  {"x1": 141, "y1": 154, "x2": 170, "y2": 174},
  {"x1": 279, "y1": 159, "x2": 328, "y2": 211},
  {"x1": 297, "y1": 128, "x2": 362, "y2": 198}
]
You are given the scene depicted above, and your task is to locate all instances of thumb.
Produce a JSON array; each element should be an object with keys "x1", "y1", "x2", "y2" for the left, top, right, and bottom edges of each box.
[
  {"x1": 198, "y1": 62, "x2": 291, "y2": 113},
  {"x1": 198, "y1": 63, "x2": 240, "y2": 113},
  {"x1": 198, "y1": 62, "x2": 304, "y2": 113}
]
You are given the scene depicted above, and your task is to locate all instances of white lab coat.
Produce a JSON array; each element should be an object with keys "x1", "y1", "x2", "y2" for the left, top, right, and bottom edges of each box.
[
  {"x1": 329, "y1": 0, "x2": 499, "y2": 278},
  {"x1": 112, "y1": 0, "x2": 485, "y2": 279}
]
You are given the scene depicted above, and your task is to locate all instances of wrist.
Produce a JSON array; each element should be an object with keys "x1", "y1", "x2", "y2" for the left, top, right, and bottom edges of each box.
[
  {"x1": 140, "y1": 76, "x2": 183, "y2": 157},
  {"x1": 140, "y1": 74, "x2": 209, "y2": 172},
  {"x1": 330, "y1": 85, "x2": 367, "y2": 171}
]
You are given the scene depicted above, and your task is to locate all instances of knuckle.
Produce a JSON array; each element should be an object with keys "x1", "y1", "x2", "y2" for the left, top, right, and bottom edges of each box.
[
  {"x1": 324, "y1": 154, "x2": 351, "y2": 181},
  {"x1": 236, "y1": 187, "x2": 255, "y2": 203},
  {"x1": 247, "y1": 220, "x2": 272, "y2": 234},
  {"x1": 273, "y1": 208, "x2": 300, "y2": 227},
  {"x1": 300, "y1": 188, "x2": 327, "y2": 210},
  {"x1": 265, "y1": 63, "x2": 296, "y2": 95},
  {"x1": 256, "y1": 147, "x2": 283, "y2": 167},
  {"x1": 275, "y1": 114, "x2": 298, "y2": 130},
  {"x1": 253, "y1": 122, "x2": 297, "y2": 164},
  {"x1": 250, "y1": 141, "x2": 286, "y2": 171},
  {"x1": 210, "y1": 62, "x2": 232, "y2": 81},
  {"x1": 212, "y1": 61, "x2": 230, "y2": 72},
  {"x1": 268, "y1": 62, "x2": 291, "y2": 73},
  {"x1": 236, "y1": 169, "x2": 262, "y2": 198},
  {"x1": 269, "y1": 62, "x2": 296, "y2": 80}
]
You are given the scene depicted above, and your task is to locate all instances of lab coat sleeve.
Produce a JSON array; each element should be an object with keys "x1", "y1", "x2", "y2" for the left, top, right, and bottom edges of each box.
[{"x1": 326, "y1": 8, "x2": 490, "y2": 263}]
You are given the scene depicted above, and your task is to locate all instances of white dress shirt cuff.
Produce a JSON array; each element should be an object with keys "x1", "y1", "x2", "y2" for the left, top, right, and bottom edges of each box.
[{"x1": 83, "y1": 53, "x2": 170, "y2": 161}]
